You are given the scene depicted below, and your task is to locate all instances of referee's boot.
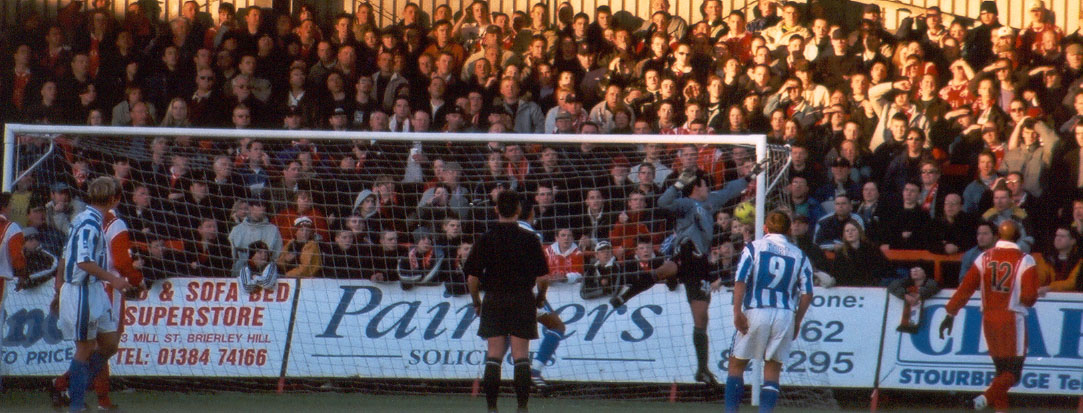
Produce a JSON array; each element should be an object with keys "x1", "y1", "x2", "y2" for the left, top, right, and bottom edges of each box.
[{"x1": 694, "y1": 369, "x2": 720, "y2": 387}]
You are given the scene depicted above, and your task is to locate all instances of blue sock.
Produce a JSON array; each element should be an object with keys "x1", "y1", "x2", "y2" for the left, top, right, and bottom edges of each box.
[
  {"x1": 87, "y1": 352, "x2": 106, "y2": 383},
  {"x1": 69, "y1": 359, "x2": 90, "y2": 412},
  {"x1": 533, "y1": 328, "x2": 562, "y2": 369},
  {"x1": 759, "y1": 380, "x2": 780, "y2": 413},
  {"x1": 724, "y1": 375, "x2": 744, "y2": 413}
]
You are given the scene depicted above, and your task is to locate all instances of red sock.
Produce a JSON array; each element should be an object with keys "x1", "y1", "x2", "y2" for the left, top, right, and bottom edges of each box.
[
  {"x1": 55, "y1": 371, "x2": 70, "y2": 391},
  {"x1": 93, "y1": 365, "x2": 112, "y2": 406},
  {"x1": 984, "y1": 371, "x2": 1016, "y2": 411}
]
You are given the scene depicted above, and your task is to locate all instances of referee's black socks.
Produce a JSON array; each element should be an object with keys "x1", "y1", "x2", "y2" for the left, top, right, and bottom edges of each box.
[
  {"x1": 483, "y1": 357, "x2": 501, "y2": 409},
  {"x1": 693, "y1": 327, "x2": 709, "y2": 373},
  {"x1": 514, "y1": 358, "x2": 531, "y2": 409}
]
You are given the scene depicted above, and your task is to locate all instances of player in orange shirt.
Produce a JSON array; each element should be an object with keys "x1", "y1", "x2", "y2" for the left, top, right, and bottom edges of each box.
[
  {"x1": 939, "y1": 220, "x2": 1038, "y2": 411},
  {"x1": 0, "y1": 192, "x2": 30, "y2": 314}
]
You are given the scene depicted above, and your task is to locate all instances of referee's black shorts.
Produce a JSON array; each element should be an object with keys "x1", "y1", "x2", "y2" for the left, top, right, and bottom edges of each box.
[
  {"x1": 676, "y1": 241, "x2": 712, "y2": 303},
  {"x1": 477, "y1": 293, "x2": 539, "y2": 339}
]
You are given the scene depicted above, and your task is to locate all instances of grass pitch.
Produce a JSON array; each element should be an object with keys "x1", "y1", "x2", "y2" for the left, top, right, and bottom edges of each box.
[{"x1": 0, "y1": 389, "x2": 1076, "y2": 412}]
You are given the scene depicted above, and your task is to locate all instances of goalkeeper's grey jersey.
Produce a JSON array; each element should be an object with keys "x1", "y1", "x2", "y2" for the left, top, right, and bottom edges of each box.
[{"x1": 658, "y1": 178, "x2": 749, "y2": 256}]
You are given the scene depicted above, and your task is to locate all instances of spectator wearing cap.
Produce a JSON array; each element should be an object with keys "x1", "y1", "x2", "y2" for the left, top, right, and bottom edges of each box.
[
  {"x1": 963, "y1": 0, "x2": 1002, "y2": 70},
  {"x1": 814, "y1": 157, "x2": 862, "y2": 202},
  {"x1": 545, "y1": 90, "x2": 587, "y2": 134},
  {"x1": 581, "y1": 240, "x2": 622, "y2": 298},
  {"x1": 1019, "y1": 0, "x2": 1063, "y2": 57},
  {"x1": 228, "y1": 195, "x2": 282, "y2": 277},
  {"x1": 277, "y1": 216, "x2": 322, "y2": 278},
  {"x1": 44, "y1": 183, "x2": 86, "y2": 236},
  {"x1": 441, "y1": 104, "x2": 467, "y2": 132}
]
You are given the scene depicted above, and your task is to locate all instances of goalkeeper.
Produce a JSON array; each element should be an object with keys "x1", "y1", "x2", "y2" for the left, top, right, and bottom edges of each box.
[{"x1": 611, "y1": 166, "x2": 760, "y2": 386}]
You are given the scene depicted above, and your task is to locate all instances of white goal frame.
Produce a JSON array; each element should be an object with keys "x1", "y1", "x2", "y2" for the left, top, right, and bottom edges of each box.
[{"x1": 3, "y1": 123, "x2": 782, "y2": 404}]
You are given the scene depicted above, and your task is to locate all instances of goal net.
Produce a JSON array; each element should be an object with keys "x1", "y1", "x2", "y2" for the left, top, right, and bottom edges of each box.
[{"x1": 1, "y1": 124, "x2": 836, "y2": 407}]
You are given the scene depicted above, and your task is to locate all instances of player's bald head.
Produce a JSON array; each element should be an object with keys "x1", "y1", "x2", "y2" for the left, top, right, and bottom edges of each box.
[{"x1": 998, "y1": 220, "x2": 1020, "y2": 242}]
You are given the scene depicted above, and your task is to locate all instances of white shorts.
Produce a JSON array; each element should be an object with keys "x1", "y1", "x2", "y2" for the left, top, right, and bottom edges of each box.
[
  {"x1": 731, "y1": 307, "x2": 795, "y2": 363},
  {"x1": 59, "y1": 283, "x2": 119, "y2": 341}
]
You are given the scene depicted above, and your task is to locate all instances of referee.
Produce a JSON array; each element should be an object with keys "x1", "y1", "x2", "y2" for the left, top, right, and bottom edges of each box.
[{"x1": 465, "y1": 190, "x2": 550, "y2": 413}]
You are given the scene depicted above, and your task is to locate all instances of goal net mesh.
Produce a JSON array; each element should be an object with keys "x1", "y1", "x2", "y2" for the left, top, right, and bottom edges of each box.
[{"x1": 1, "y1": 128, "x2": 836, "y2": 407}]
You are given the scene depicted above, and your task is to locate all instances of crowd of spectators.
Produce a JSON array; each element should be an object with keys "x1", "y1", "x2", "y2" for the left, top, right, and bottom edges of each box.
[{"x1": 3, "y1": 0, "x2": 1083, "y2": 294}]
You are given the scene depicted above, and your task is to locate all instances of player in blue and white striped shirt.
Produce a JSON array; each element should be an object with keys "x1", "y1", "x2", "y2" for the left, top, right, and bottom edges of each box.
[
  {"x1": 57, "y1": 178, "x2": 132, "y2": 412},
  {"x1": 724, "y1": 211, "x2": 814, "y2": 413}
]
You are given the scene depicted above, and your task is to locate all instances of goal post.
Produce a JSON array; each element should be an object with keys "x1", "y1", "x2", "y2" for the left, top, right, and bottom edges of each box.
[{"x1": 2, "y1": 123, "x2": 818, "y2": 404}]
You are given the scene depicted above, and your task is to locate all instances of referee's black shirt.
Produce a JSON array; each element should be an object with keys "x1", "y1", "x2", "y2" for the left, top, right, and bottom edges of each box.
[{"x1": 464, "y1": 222, "x2": 549, "y2": 296}]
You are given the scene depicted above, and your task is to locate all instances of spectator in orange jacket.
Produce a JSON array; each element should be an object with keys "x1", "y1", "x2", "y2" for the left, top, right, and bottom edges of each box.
[{"x1": 273, "y1": 190, "x2": 329, "y2": 243}]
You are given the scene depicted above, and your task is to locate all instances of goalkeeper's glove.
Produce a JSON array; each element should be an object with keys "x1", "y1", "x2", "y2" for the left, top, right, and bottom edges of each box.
[
  {"x1": 674, "y1": 169, "x2": 697, "y2": 189},
  {"x1": 745, "y1": 160, "x2": 767, "y2": 182},
  {"x1": 938, "y1": 314, "x2": 954, "y2": 339}
]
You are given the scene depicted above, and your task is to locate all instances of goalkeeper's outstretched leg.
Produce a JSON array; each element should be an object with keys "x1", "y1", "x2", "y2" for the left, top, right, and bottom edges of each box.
[{"x1": 608, "y1": 260, "x2": 677, "y2": 308}]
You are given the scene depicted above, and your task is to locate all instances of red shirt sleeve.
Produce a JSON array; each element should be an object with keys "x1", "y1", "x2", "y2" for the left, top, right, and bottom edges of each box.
[
  {"x1": 111, "y1": 230, "x2": 143, "y2": 285},
  {"x1": 8, "y1": 232, "x2": 26, "y2": 272}
]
